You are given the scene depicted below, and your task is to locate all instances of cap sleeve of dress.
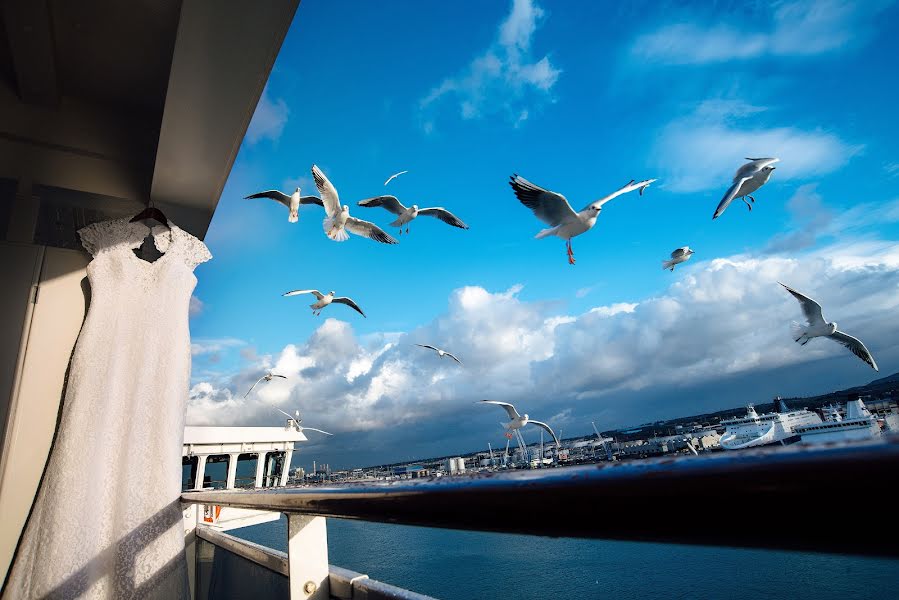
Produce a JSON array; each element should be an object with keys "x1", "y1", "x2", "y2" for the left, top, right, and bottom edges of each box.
[
  {"x1": 178, "y1": 229, "x2": 212, "y2": 270},
  {"x1": 77, "y1": 219, "x2": 128, "y2": 258}
]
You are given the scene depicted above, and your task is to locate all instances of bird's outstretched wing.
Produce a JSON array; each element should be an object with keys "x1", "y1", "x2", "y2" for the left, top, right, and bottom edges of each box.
[
  {"x1": 713, "y1": 177, "x2": 752, "y2": 219},
  {"x1": 300, "y1": 427, "x2": 334, "y2": 436},
  {"x1": 509, "y1": 174, "x2": 578, "y2": 226},
  {"x1": 415, "y1": 343, "x2": 439, "y2": 352},
  {"x1": 528, "y1": 419, "x2": 561, "y2": 449},
  {"x1": 480, "y1": 399, "x2": 521, "y2": 420},
  {"x1": 283, "y1": 289, "x2": 324, "y2": 300},
  {"x1": 779, "y1": 282, "x2": 826, "y2": 327},
  {"x1": 444, "y1": 352, "x2": 463, "y2": 366},
  {"x1": 245, "y1": 376, "x2": 265, "y2": 398},
  {"x1": 738, "y1": 158, "x2": 779, "y2": 177},
  {"x1": 345, "y1": 217, "x2": 399, "y2": 244},
  {"x1": 418, "y1": 208, "x2": 469, "y2": 229},
  {"x1": 587, "y1": 178, "x2": 657, "y2": 210},
  {"x1": 384, "y1": 170, "x2": 409, "y2": 186},
  {"x1": 312, "y1": 165, "x2": 341, "y2": 218},
  {"x1": 271, "y1": 374, "x2": 287, "y2": 379},
  {"x1": 245, "y1": 190, "x2": 291, "y2": 207},
  {"x1": 275, "y1": 407, "x2": 298, "y2": 422},
  {"x1": 829, "y1": 331, "x2": 878, "y2": 371},
  {"x1": 671, "y1": 247, "x2": 687, "y2": 258},
  {"x1": 357, "y1": 195, "x2": 407, "y2": 215},
  {"x1": 300, "y1": 196, "x2": 324, "y2": 207},
  {"x1": 332, "y1": 296, "x2": 366, "y2": 317}
]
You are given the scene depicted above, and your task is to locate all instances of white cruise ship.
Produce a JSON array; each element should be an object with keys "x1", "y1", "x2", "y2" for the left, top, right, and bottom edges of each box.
[
  {"x1": 719, "y1": 399, "x2": 822, "y2": 450},
  {"x1": 796, "y1": 398, "x2": 882, "y2": 444}
]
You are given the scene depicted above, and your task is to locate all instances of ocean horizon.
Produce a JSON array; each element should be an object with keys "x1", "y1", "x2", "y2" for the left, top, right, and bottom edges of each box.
[{"x1": 232, "y1": 516, "x2": 899, "y2": 599}]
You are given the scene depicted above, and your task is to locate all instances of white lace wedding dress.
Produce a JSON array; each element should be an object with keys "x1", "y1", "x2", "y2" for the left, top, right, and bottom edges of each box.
[{"x1": 4, "y1": 218, "x2": 211, "y2": 599}]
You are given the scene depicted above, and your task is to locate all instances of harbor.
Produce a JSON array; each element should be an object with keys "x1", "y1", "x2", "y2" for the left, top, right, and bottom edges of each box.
[{"x1": 284, "y1": 384, "x2": 899, "y2": 485}]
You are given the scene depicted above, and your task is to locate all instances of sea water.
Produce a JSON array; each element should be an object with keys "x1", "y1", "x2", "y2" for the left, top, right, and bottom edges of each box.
[{"x1": 231, "y1": 516, "x2": 899, "y2": 599}]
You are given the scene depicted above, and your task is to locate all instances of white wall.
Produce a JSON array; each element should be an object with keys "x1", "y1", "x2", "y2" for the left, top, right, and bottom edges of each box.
[{"x1": 0, "y1": 245, "x2": 88, "y2": 583}]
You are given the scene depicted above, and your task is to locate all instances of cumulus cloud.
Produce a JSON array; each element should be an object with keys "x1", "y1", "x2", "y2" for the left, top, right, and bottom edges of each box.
[
  {"x1": 420, "y1": 0, "x2": 560, "y2": 129},
  {"x1": 631, "y1": 0, "x2": 893, "y2": 65},
  {"x1": 189, "y1": 295, "x2": 204, "y2": 317},
  {"x1": 189, "y1": 240, "x2": 899, "y2": 466},
  {"x1": 651, "y1": 99, "x2": 862, "y2": 192},
  {"x1": 246, "y1": 85, "x2": 289, "y2": 145}
]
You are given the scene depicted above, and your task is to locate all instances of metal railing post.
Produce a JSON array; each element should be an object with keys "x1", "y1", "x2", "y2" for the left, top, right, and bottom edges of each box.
[
  {"x1": 280, "y1": 449, "x2": 293, "y2": 486},
  {"x1": 193, "y1": 455, "x2": 207, "y2": 490},
  {"x1": 287, "y1": 514, "x2": 329, "y2": 600},
  {"x1": 255, "y1": 451, "x2": 267, "y2": 487},
  {"x1": 226, "y1": 452, "x2": 240, "y2": 489}
]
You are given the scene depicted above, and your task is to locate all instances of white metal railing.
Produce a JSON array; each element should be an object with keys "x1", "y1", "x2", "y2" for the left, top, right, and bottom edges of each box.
[
  {"x1": 195, "y1": 526, "x2": 436, "y2": 600},
  {"x1": 183, "y1": 439, "x2": 899, "y2": 599}
]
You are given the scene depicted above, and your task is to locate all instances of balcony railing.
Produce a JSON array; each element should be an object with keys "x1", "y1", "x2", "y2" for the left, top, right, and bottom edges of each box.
[{"x1": 182, "y1": 439, "x2": 899, "y2": 599}]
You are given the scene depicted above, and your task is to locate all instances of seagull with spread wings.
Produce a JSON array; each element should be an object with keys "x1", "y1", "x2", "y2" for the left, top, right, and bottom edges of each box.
[
  {"x1": 245, "y1": 372, "x2": 287, "y2": 398},
  {"x1": 275, "y1": 408, "x2": 333, "y2": 436},
  {"x1": 662, "y1": 246, "x2": 694, "y2": 271},
  {"x1": 312, "y1": 165, "x2": 398, "y2": 244},
  {"x1": 283, "y1": 289, "x2": 366, "y2": 317},
  {"x1": 414, "y1": 343, "x2": 463, "y2": 365},
  {"x1": 244, "y1": 187, "x2": 323, "y2": 222},
  {"x1": 510, "y1": 174, "x2": 656, "y2": 264},
  {"x1": 384, "y1": 170, "x2": 409, "y2": 186},
  {"x1": 780, "y1": 282, "x2": 878, "y2": 371},
  {"x1": 356, "y1": 195, "x2": 469, "y2": 235},
  {"x1": 479, "y1": 400, "x2": 560, "y2": 452},
  {"x1": 713, "y1": 158, "x2": 779, "y2": 219}
]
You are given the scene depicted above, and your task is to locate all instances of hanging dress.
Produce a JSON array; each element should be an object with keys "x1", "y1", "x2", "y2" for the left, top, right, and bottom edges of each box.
[{"x1": 3, "y1": 218, "x2": 211, "y2": 599}]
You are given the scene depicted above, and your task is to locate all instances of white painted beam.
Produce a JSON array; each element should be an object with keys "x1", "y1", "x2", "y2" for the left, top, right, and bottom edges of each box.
[{"x1": 287, "y1": 515, "x2": 329, "y2": 600}]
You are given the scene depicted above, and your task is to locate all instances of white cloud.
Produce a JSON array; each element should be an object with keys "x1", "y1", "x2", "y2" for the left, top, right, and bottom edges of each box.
[
  {"x1": 189, "y1": 295, "x2": 204, "y2": 317},
  {"x1": 766, "y1": 187, "x2": 899, "y2": 254},
  {"x1": 652, "y1": 99, "x2": 862, "y2": 192},
  {"x1": 420, "y1": 0, "x2": 560, "y2": 128},
  {"x1": 632, "y1": 0, "x2": 892, "y2": 65},
  {"x1": 885, "y1": 162, "x2": 899, "y2": 178},
  {"x1": 589, "y1": 302, "x2": 638, "y2": 317},
  {"x1": 191, "y1": 337, "x2": 246, "y2": 356},
  {"x1": 189, "y1": 243, "x2": 899, "y2": 448},
  {"x1": 764, "y1": 184, "x2": 833, "y2": 253},
  {"x1": 246, "y1": 85, "x2": 289, "y2": 145}
]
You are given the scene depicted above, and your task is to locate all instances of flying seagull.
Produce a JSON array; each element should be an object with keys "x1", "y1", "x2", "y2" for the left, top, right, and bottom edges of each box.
[
  {"x1": 283, "y1": 289, "x2": 366, "y2": 318},
  {"x1": 510, "y1": 174, "x2": 656, "y2": 265},
  {"x1": 479, "y1": 400, "x2": 560, "y2": 451},
  {"x1": 245, "y1": 372, "x2": 287, "y2": 398},
  {"x1": 275, "y1": 408, "x2": 333, "y2": 436},
  {"x1": 713, "y1": 158, "x2": 779, "y2": 219},
  {"x1": 384, "y1": 170, "x2": 409, "y2": 186},
  {"x1": 244, "y1": 188, "x2": 323, "y2": 223},
  {"x1": 414, "y1": 343, "x2": 463, "y2": 365},
  {"x1": 662, "y1": 246, "x2": 695, "y2": 271},
  {"x1": 356, "y1": 195, "x2": 468, "y2": 235},
  {"x1": 312, "y1": 165, "x2": 398, "y2": 244},
  {"x1": 779, "y1": 282, "x2": 878, "y2": 371}
]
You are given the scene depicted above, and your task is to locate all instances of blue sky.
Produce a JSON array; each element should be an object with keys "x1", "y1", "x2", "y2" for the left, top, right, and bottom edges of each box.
[{"x1": 187, "y1": 0, "x2": 899, "y2": 468}]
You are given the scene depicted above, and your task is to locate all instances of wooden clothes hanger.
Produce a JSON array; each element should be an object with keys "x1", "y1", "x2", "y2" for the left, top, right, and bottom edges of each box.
[{"x1": 129, "y1": 198, "x2": 170, "y2": 229}]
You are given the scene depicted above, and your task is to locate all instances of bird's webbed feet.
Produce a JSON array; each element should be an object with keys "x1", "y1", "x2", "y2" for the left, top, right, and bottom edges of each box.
[
  {"x1": 565, "y1": 241, "x2": 576, "y2": 265},
  {"x1": 405, "y1": 227, "x2": 410, "y2": 234},
  {"x1": 741, "y1": 197, "x2": 753, "y2": 211}
]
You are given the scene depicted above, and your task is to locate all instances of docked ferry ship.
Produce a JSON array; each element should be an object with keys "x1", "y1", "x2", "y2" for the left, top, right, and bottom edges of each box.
[
  {"x1": 796, "y1": 398, "x2": 882, "y2": 444},
  {"x1": 719, "y1": 399, "x2": 822, "y2": 450}
]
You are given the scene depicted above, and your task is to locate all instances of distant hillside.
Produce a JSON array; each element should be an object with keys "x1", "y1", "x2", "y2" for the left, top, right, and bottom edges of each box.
[{"x1": 604, "y1": 371, "x2": 899, "y2": 441}]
